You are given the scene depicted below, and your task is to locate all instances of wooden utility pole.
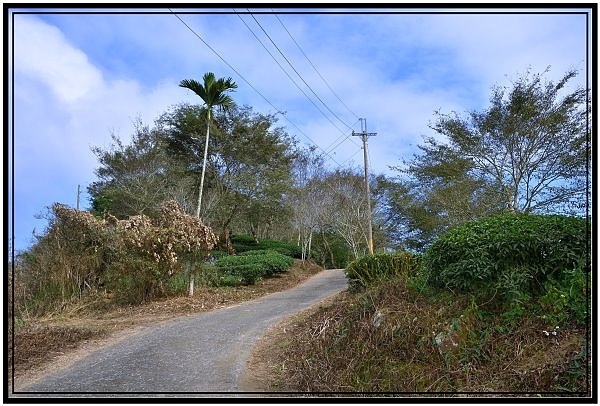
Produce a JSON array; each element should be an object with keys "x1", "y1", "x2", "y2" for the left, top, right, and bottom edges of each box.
[
  {"x1": 352, "y1": 118, "x2": 376, "y2": 255},
  {"x1": 76, "y1": 184, "x2": 81, "y2": 210}
]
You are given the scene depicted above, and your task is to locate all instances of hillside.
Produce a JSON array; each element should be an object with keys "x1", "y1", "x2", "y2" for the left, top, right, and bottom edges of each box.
[{"x1": 246, "y1": 276, "x2": 590, "y2": 396}]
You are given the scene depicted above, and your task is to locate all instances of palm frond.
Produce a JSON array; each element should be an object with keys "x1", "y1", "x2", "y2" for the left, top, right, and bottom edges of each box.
[
  {"x1": 179, "y1": 79, "x2": 208, "y2": 101},
  {"x1": 180, "y1": 73, "x2": 237, "y2": 112}
]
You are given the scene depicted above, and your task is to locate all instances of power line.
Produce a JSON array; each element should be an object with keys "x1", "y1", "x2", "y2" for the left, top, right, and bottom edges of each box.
[
  {"x1": 323, "y1": 120, "x2": 360, "y2": 155},
  {"x1": 273, "y1": 12, "x2": 360, "y2": 121},
  {"x1": 247, "y1": 11, "x2": 355, "y2": 133},
  {"x1": 234, "y1": 10, "x2": 348, "y2": 136},
  {"x1": 168, "y1": 9, "x2": 345, "y2": 168},
  {"x1": 266, "y1": 11, "x2": 361, "y2": 151}
]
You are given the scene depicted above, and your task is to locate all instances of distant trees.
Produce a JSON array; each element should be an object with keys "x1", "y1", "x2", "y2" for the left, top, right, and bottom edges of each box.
[
  {"x1": 382, "y1": 68, "x2": 590, "y2": 249},
  {"x1": 287, "y1": 153, "x2": 383, "y2": 262},
  {"x1": 89, "y1": 120, "x2": 196, "y2": 219},
  {"x1": 88, "y1": 103, "x2": 382, "y2": 263}
]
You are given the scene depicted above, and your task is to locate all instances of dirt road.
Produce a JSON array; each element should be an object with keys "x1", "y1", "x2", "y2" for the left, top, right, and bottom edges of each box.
[{"x1": 13, "y1": 269, "x2": 347, "y2": 397}]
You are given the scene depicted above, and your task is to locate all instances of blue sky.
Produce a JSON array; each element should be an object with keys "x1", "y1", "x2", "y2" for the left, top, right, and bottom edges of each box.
[{"x1": 8, "y1": 6, "x2": 591, "y2": 252}]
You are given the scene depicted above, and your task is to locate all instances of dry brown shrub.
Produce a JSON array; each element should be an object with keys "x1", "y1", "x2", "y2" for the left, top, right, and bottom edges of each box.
[
  {"x1": 261, "y1": 276, "x2": 590, "y2": 395},
  {"x1": 17, "y1": 201, "x2": 219, "y2": 312}
]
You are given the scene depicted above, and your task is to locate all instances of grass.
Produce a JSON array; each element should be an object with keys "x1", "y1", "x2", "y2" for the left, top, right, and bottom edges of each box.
[{"x1": 251, "y1": 275, "x2": 590, "y2": 396}]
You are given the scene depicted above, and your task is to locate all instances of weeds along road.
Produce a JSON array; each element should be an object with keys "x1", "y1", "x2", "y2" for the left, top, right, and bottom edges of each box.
[{"x1": 15, "y1": 269, "x2": 348, "y2": 397}]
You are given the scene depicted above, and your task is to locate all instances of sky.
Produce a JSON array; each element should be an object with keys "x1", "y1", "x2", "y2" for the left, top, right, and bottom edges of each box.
[{"x1": 7, "y1": 5, "x2": 591, "y2": 252}]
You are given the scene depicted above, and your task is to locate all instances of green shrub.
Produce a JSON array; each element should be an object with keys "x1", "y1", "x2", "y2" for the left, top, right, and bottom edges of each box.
[
  {"x1": 345, "y1": 252, "x2": 420, "y2": 290},
  {"x1": 423, "y1": 214, "x2": 590, "y2": 306},
  {"x1": 219, "y1": 274, "x2": 245, "y2": 287},
  {"x1": 313, "y1": 231, "x2": 351, "y2": 269},
  {"x1": 165, "y1": 272, "x2": 189, "y2": 295},
  {"x1": 231, "y1": 235, "x2": 302, "y2": 258},
  {"x1": 539, "y1": 268, "x2": 590, "y2": 326},
  {"x1": 214, "y1": 250, "x2": 294, "y2": 286}
]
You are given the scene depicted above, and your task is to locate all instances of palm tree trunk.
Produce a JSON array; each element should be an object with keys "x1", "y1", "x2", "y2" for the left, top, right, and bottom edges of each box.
[{"x1": 195, "y1": 110, "x2": 211, "y2": 219}]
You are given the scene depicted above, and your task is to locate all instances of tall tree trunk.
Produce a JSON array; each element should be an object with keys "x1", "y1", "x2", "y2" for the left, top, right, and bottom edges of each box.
[
  {"x1": 186, "y1": 260, "x2": 195, "y2": 297},
  {"x1": 220, "y1": 227, "x2": 234, "y2": 255},
  {"x1": 195, "y1": 111, "x2": 211, "y2": 219},
  {"x1": 307, "y1": 231, "x2": 313, "y2": 261}
]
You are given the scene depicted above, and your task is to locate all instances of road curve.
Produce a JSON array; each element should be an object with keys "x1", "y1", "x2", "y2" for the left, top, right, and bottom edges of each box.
[{"x1": 15, "y1": 269, "x2": 347, "y2": 397}]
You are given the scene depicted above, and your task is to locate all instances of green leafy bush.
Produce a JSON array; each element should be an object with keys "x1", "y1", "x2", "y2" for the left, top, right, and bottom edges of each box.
[
  {"x1": 423, "y1": 214, "x2": 590, "y2": 305},
  {"x1": 345, "y1": 252, "x2": 420, "y2": 290},
  {"x1": 539, "y1": 268, "x2": 589, "y2": 326},
  {"x1": 231, "y1": 235, "x2": 302, "y2": 258},
  {"x1": 214, "y1": 250, "x2": 294, "y2": 285}
]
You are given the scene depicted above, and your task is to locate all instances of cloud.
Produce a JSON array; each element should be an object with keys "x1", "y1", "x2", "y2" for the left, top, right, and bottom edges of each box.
[
  {"x1": 10, "y1": 15, "x2": 194, "y2": 250},
  {"x1": 13, "y1": 15, "x2": 104, "y2": 104}
]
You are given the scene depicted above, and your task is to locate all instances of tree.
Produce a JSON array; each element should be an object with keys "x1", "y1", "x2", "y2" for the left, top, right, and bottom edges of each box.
[
  {"x1": 431, "y1": 68, "x2": 589, "y2": 213},
  {"x1": 385, "y1": 68, "x2": 590, "y2": 249},
  {"x1": 179, "y1": 72, "x2": 237, "y2": 218},
  {"x1": 88, "y1": 121, "x2": 196, "y2": 219},
  {"x1": 287, "y1": 147, "x2": 327, "y2": 261},
  {"x1": 324, "y1": 170, "x2": 373, "y2": 259}
]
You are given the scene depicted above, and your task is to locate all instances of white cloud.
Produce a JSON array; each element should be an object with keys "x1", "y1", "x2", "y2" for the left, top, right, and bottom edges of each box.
[
  {"x1": 13, "y1": 15, "x2": 104, "y2": 104},
  {"x1": 10, "y1": 15, "x2": 194, "y2": 250}
]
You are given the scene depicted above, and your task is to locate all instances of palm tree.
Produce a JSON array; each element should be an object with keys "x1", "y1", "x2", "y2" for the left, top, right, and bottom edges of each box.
[
  {"x1": 179, "y1": 73, "x2": 236, "y2": 297},
  {"x1": 179, "y1": 72, "x2": 237, "y2": 219}
]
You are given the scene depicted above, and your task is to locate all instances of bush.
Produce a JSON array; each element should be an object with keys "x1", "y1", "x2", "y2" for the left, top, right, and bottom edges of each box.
[
  {"x1": 345, "y1": 252, "x2": 420, "y2": 290},
  {"x1": 15, "y1": 201, "x2": 218, "y2": 313},
  {"x1": 214, "y1": 250, "x2": 294, "y2": 285},
  {"x1": 231, "y1": 235, "x2": 302, "y2": 258},
  {"x1": 539, "y1": 267, "x2": 589, "y2": 326},
  {"x1": 423, "y1": 214, "x2": 590, "y2": 306}
]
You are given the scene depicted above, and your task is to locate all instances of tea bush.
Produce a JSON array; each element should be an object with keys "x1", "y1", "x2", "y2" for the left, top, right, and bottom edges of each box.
[
  {"x1": 539, "y1": 267, "x2": 589, "y2": 326},
  {"x1": 214, "y1": 250, "x2": 294, "y2": 285},
  {"x1": 231, "y1": 235, "x2": 302, "y2": 258},
  {"x1": 344, "y1": 252, "x2": 420, "y2": 290},
  {"x1": 423, "y1": 214, "x2": 590, "y2": 307}
]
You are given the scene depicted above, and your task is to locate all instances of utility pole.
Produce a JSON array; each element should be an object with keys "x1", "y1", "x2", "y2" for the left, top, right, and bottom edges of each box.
[
  {"x1": 352, "y1": 118, "x2": 376, "y2": 255},
  {"x1": 76, "y1": 184, "x2": 81, "y2": 211}
]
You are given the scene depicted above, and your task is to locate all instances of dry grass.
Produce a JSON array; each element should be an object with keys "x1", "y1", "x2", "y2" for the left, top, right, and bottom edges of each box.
[
  {"x1": 8, "y1": 260, "x2": 323, "y2": 385},
  {"x1": 248, "y1": 276, "x2": 591, "y2": 397}
]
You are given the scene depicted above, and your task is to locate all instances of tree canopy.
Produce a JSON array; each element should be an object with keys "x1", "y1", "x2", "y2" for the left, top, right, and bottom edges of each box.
[{"x1": 383, "y1": 68, "x2": 590, "y2": 249}]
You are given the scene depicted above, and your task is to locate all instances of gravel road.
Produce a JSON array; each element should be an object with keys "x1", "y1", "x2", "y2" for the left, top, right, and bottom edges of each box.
[{"x1": 15, "y1": 269, "x2": 347, "y2": 397}]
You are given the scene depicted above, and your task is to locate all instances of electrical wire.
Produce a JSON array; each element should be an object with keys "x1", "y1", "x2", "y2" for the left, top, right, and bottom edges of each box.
[
  {"x1": 247, "y1": 11, "x2": 355, "y2": 133},
  {"x1": 168, "y1": 9, "x2": 346, "y2": 168},
  {"x1": 323, "y1": 121, "x2": 360, "y2": 155},
  {"x1": 273, "y1": 12, "x2": 360, "y2": 121},
  {"x1": 234, "y1": 11, "x2": 348, "y2": 137}
]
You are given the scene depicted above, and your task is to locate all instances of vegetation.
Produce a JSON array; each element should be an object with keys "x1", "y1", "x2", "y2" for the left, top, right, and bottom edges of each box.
[
  {"x1": 344, "y1": 252, "x2": 420, "y2": 291},
  {"x1": 214, "y1": 250, "x2": 294, "y2": 286},
  {"x1": 423, "y1": 214, "x2": 590, "y2": 310},
  {"x1": 231, "y1": 234, "x2": 302, "y2": 258},
  {"x1": 262, "y1": 275, "x2": 589, "y2": 394},
  {"x1": 258, "y1": 213, "x2": 590, "y2": 395},
  {"x1": 15, "y1": 200, "x2": 217, "y2": 311},
  {"x1": 380, "y1": 68, "x2": 590, "y2": 250},
  {"x1": 10, "y1": 67, "x2": 591, "y2": 396}
]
